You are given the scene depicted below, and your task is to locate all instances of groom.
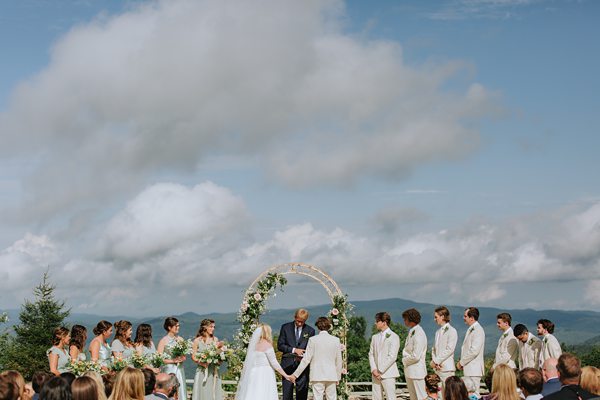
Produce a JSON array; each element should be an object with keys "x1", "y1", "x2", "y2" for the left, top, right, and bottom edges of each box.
[{"x1": 278, "y1": 309, "x2": 315, "y2": 400}]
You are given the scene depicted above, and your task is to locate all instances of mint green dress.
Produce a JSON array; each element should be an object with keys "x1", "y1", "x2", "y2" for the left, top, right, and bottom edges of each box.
[{"x1": 192, "y1": 340, "x2": 223, "y2": 400}]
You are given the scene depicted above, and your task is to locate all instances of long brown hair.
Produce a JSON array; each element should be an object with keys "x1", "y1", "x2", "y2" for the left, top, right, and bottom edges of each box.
[
  {"x1": 52, "y1": 327, "x2": 70, "y2": 346},
  {"x1": 134, "y1": 324, "x2": 153, "y2": 348},
  {"x1": 93, "y1": 321, "x2": 113, "y2": 336},
  {"x1": 195, "y1": 319, "x2": 215, "y2": 339},
  {"x1": 444, "y1": 376, "x2": 469, "y2": 400},
  {"x1": 70, "y1": 325, "x2": 88, "y2": 351},
  {"x1": 113, "y1": 321, "x2": 133, "y2": 347},
  {"x1": 72, "y1": 376, "x2": 99, "y2": 400}
]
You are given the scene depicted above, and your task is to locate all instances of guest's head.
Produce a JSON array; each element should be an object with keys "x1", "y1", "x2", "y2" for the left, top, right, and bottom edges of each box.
[
  {"x1": 69, "y1": 325, "x2": 87, "y2": 352},
  {"x1": 513, "y1": 324, "x2": 529, "y2": 343},
  {"x1": 425, "y1": 373, "x2": 441, "y2": 397},
  {"x1": 40, "y1": 376, "x2": 71, "y2": 400},
  {"x1": 519, "y1": 368, "x2": 543, "y2": 397},
  {"x1": 59, "y1": 374, "x2": 75, "y2": 388},
  {"x1": 491, "y1": 364, "x2": 519, "y2": 400},
  {"x1": 536, "y1": 319, "x2": 555, "y2": 335},
  {"x1": 101, "y1": 374, "x2": 115, "y2": 399},
  {"x1": 52, "y1": 327, "x2": 71, "y2": 347},
  {"x1": 195, "y1": 319, "x2": 215, "y2": 339},
  {"x1": 108, "y1": 368, "x2": 143, "y2": 400},
  {"x1": 81, "y1": 373, "x2": 106, "y2": 400},
  {"x1": 434, "y1": 306, "x2": 450, "y2": 326},
  {"x1": 141, "y1": 369, "x2": 155, "y2": 396},
  {"x1": 0, "y1": 371, "x2": 28, "y2": 400},
  {"x1": 166, "y1": 375, "x2": 178, "y2": 400},
  {"x1": 315, "y1": 317, "x2": 332, "y2": 332},
  {"x1": 93, "y1": 321, "x2": 113, "y2": 339},
  {"x1": 113, "y1": 321, "x2": 133, "y2": 345},
  {"x1": 444, "y1": 376, "x2": 468, "y2": 400},
  {"x1": 0, "y1": 375, "x2": 19, "y2": 400},
  {"x1": 153, "y1": 374, "x2": 173, "y2": 397},
  {"x1": 32, "y1": 372, "x2": 52, "y2": 395},
  {"x1": 463, "y1": 307, "x2": 479, "y2": 325},
  {"x1": 374, "y1": 312, "x2": 391, "y2": 331},
  {"x1": 496, "y1": 313, "x2": 512, "y2": 331},
  {"x1": 557, "y1": 353, "x2": 581, "y2": 385},
  {"x1": 163, "y1": 317, "x2": 179, "y2": 335},
  {"x1": 542, "y1": 358, "x2": 559, "y2": 382},
  {"x1": 294, "y1": 309, "x2": 309, "y2": 328},
  {"x1": 580, "y1": 366, "x2": 600, "y2": 395},
  {"x1": 71, "y1": 377, "x2": 98, "y2": 400},
  {"x1": 484, "y1": 369, "x2": 494, "y2": 392},
  {"x1": 402, "y1": 308, "x2": 421, "y2": 328},
  {"x1": 133, "y1": 324, "x2": 153, "y2": 348}
]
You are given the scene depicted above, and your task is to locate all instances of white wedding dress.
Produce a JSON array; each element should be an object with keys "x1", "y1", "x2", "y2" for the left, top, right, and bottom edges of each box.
[{"x1": 235, "y1": 328, "x2": 285, "y2": 400}]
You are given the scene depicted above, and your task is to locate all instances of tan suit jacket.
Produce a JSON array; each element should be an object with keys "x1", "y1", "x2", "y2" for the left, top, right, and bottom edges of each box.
[
  {"x1": 493, "y1": 327, "x2": 519, "y2": 369},
  {"x1": 432, "y1": 323, "x2": 458, "y2": 372},
  {"x1": 460, "y1": 321, "x2": 485, "y2": 377},
  {"x1": 368, "y1": 329, "x2": 400, "y2": 378},
  {"x1": 540, "y1": 333, "x2": 562, "y2": 364},
  {"x1": 402, "y1": 324, "x2": 427, "y2": 379},
  {"x1": 293, "y1": 331, "x2": 342, "y2": 382},
  {"x1": 518, "y1": 332, "x2": 542, "y2": 370}
]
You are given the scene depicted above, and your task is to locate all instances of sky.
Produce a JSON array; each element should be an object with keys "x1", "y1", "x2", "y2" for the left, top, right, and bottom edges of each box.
[{"x1": 0, "y1": 0, "x2": 599, "y2": 317}]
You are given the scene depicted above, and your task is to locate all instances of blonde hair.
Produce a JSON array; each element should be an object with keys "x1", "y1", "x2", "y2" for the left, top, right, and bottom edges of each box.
[
  {"x1": 0, "y1": 371, "x2": 25, "y2": 400},
  {"x1": 295, "y1": 309, "x2": 309, "y2": 320},
  {"x1": 108, "y1": 368, "x2": 144, "y2": 400},
  {"x1": 580, "y1": 366, "x2": 600, "y2": 395},
  {"x1": 491, "y1": 365, "x2": 520, "y2": 400},
  {"x1": 260, "y1": 324, "x2": 273, "y2": 343},
  {"x1": 83, "y1": 372, "x2": 108, "y2": 400}
]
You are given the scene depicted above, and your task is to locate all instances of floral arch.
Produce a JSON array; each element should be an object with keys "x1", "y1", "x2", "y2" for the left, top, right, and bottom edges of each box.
[{"x1": 231, "y1": 263, "x2": 352, "y2": 399}]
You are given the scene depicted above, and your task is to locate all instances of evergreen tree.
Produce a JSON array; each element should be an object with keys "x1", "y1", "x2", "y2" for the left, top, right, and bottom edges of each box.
[
  {"x1": 347, "y1": 316, "x2": 371, "y2": 382},
  {"x1": 3, "y1": 271, "x2": 70, "y2": 379}
]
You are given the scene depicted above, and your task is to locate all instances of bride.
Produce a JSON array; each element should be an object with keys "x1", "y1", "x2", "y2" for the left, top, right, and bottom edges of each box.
[{"x1": 235, "y1": 324, "x2": 293, "y2": 400}]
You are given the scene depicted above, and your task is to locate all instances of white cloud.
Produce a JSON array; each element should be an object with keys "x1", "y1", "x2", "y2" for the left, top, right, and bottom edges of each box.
[{"x1": 0, "y1": 0, "x2": 497, "y2": 221}]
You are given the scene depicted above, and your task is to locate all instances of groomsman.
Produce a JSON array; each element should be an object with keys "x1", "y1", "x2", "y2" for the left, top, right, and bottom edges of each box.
[
  {"x1": 537, "y1": 319, "x2": 562, "y2": 367},
  {"x1": 457, "y1": 307, "x2": 485, "y2": 395},
  {"x1": 492, "y1": 313, "x2": 518, "y2": 370},
  {"x1": 430, "y1": 306, "x2": 458, "y2": 399},
  {"x1": 514, "y1": 324, "x2": 542, "y2": 370},
  {"x1": 402, "y1": 308, "x2": 427, "y2": 400},
  {"x1": 292, "y1": 317, "x2": 343, "y2": 400},
  {"x1": 368, "y1": 312, "x2": 400, "y2": 400},
  {"x1": 278, "y1": 309, "x2": 316, "y2": 400}
]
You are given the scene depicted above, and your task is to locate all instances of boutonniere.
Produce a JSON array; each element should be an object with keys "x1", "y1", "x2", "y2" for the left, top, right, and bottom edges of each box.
[
  {"x1": 303, "y1": 333, "x2": 309, "y2": 339},
  {"x1": 385, "y1": 333, "x2": 391, "y2": 339},
  {"x1": 543, "y1": 337, "x2": 548, "y2": 344},
  {"x1": 528, "y1": 338, "x2": 534, "y2": 345},
  {"x1": 468, "y1": 326, "x2": 474, "y2": 334},
  {"x1": 410, "y1": 330, "x2": 415, "y2": 338},
  {"x1": 502, "y1": 332, "x2": 508, "y2": 339},
  {"x1": 443, "y1": 326, "x2": 449, "y2": 333}
]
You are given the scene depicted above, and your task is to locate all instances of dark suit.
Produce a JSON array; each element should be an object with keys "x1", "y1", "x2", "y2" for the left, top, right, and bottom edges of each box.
[
  {"x1": 542, "y1": 378, "x2": 562, "y2": 397},
  {"x1": 543, "y1": 384, "x2": 595, "y2": 400},
  {"x1": 278, "y1": 321, "x2": 315, "y2": 400}
]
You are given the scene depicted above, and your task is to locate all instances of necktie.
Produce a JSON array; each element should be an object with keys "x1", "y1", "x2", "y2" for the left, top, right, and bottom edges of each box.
[{"x1": 296, "y1": 327, "x2": 301, "y2": 342}]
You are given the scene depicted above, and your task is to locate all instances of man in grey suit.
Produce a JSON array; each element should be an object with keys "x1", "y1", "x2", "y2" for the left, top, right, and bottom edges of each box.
[{"x1": 145, "y1": 373, "x2": 175, "y2": 400}]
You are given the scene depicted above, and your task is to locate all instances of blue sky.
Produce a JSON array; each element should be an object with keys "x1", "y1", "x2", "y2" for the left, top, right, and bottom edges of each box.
[{"x1": 0, "y1": 0, "x2": 599, "y2": 316}]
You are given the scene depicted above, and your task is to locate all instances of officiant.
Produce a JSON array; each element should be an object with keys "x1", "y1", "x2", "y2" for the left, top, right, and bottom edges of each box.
[{"x1": 278, "y1": 309, "x2": 315, "y2": 400}]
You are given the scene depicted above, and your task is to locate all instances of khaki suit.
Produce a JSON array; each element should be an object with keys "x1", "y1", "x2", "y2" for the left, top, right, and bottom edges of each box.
[
  {"x1": 493, "y1": 327, "x2": 519, "y2": 369},
  {"x1": 293, "y1": 331, "x2": 342, "y2": 400},
  {"x1": 460, "y1": 321, "x2": 485, "y2": 395},
  {"x1": 402, "y1": 325, "x2": 427, "y2": 400},
  {"x1": 432, "y1": 323, "x2": 457, "y2": 398},
  {"x1": 518, "y1": 333, "x2": 542, "y2": 370},
  {"x1": 540, "y1": 333, "x2": 562, "y2": 367},
  {"x1": 369, "y1": 329, "x2": 400, "y2": 400}
]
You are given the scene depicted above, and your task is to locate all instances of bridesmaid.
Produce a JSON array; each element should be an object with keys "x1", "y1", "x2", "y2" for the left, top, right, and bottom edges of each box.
[
  {"x1": 48, "y1": 327, "x2": 71, "y2": 376},
  {"x1": 157, "y1": 317, "x2": 187, "y2": 400},
  {"x1": 191, "y1": 319, "x2": 223, "y2": 400},
  {"x1": 89, "y1": 320, "x2": 113, "y2": 369},
  {"x1": 134, "y1": 323, "x2": 159, "y2": 372},
  {"x1": 69, "y1": 325, "x2": 88, "y2": 362},
  {"x1": 111, "y1": 320, "x2": 135, "y2": 360}
]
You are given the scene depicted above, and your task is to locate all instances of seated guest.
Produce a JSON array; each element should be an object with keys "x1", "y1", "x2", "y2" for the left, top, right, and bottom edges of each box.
[
  {"x1": 444, "y1": 376, "x2": 469, "y2": 400},
  {"x1": 82, "y1": 373, "x2": 106, "y2": 400},
  {"x1": 141, "y1": 370, "x2": 156, "y2": 399},
  {"x1": 518, "y1": 368, "x2": 542, "y2": 400},
  {"x1": 542, "y1": 358, "x2": 561, "y2": 396},
  {"x1": 72, "y1": 377, "x2": 99, "y2": 400},
  {"x1": 31, "y1": 372, "x2": 52, "y2": 400},
  {"x1": 1, "y1": 370, "x2": 32, "y2": 400},
  {"x1": 425, "y1": 373, "x2": 442, "y2": 400},
  {"x1": 108, "y1": 368, "x2": 144, "y2": 400},
  {"x1": 0, "y1": 376, "x2": 19, "y2": 400},
  {"x1": 144, "y1": 373, "x2": 173, "y2": 400},
  {"x1": 543, "y1": 353, "x2": 595, "y2": 400},
  {"x1": 580, "y1": 366, "x2": 600, "y2": 396},
  {"x1": 40, "y1": 376, "x2": 71, "y2": 400},
  {"x1": 488, "y1": 365, "x2": 519, "y2": 400}
]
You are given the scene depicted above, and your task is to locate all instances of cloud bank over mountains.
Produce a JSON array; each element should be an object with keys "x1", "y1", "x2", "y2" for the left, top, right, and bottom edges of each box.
[{"x1": 1, "y1": 181, "x2": 599, "y2": 314}]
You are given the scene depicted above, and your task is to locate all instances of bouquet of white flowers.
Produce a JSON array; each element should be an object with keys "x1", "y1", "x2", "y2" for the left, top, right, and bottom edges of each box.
[
  {"x1": 129, "y1": 352, "x2": 148, "y2": 369},
  {"x1": 166, "y1": 338, "x2": 192, "y2": 359},
  {"x1": 195, "y1": 341, "x2": 233, "y2": 383},
  {"x1": 110, "y1": 357, "x2": 128, "y2": 372},
  {"x1": 66, "y1": 360, "x2": 103, "y2": 377},
  {"x1": 149, "y1": 352, "x2": 166, "y2": 368}
]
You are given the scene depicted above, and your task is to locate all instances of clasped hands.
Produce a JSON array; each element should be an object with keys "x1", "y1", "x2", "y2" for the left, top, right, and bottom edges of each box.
[
  {"x1": 293, "y1": 348, "x2": 305, "y2": 356},
  {"x1": 372, "y1": 369, "x2": 382, "y2": 381},
  {"x1": 286, "y1": 374, "x2": 297, "y2": 384},
  {"x1": 430, "y1": 360, "x2": 442, "y2": 371}
]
